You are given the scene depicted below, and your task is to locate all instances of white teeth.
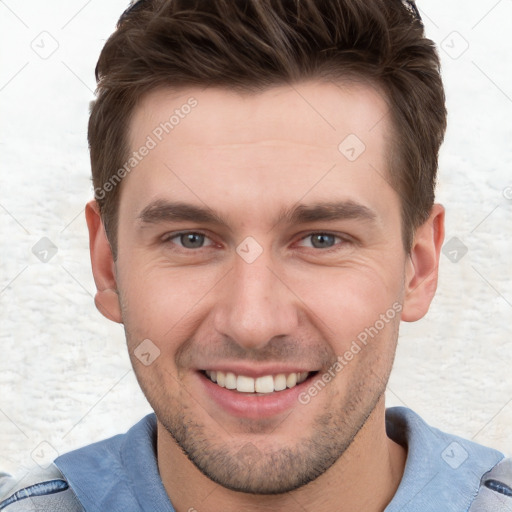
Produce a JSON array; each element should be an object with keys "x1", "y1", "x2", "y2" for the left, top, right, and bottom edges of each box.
[
  {"x1": 237, "y1": 375, "x2": 255, "y2": 393},
  {"x1": 297, "y1": 371, "x2": 308, "y2": 384},
  {"x1": 273, "y1": 373, "x2": 287, "y2": 391},
  {"x1": 255, "y1": 375, "x2": 274, "y2": 393},
  {"x1": 225, "y1": 372, "x2": 237, "y2": 389},
  {"x1": 216, "y1": 371, "x2": 226, "y2": 387},
  {"x1": 286, "y1": 373, "x2": 297, "y2": 388},
  {"x1": 205, "y1": 370, "x2": 311, "y2": 393}
]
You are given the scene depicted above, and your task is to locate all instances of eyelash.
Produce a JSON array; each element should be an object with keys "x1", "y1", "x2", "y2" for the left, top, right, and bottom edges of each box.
[{"x1": 161, "y1": 231, "x2": 350, "y2": 252}]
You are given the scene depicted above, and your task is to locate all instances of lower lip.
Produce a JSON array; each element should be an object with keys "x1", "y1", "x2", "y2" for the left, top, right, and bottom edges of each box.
[{"x1": 198, "y1": 371, "x2": 314, "y2": 419}]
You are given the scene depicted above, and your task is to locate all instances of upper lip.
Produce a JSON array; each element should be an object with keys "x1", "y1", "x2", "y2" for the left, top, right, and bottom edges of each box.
[{"x1": 199, "y1": 364, "x2": 317, "y2": 379}]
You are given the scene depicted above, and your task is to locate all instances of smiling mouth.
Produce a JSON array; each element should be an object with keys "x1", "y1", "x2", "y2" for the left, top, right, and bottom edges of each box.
[{"x1": 202, "y1": 370, "x2": 318, "y2": 394}]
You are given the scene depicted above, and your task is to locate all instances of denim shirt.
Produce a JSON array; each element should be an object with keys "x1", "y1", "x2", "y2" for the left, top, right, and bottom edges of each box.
[
  {"x1": 384, "y1": 407, "x2": 505, "y2": 511},
  {"x1": 38, "y1": 407, "x2": 504, "y2": 511}
]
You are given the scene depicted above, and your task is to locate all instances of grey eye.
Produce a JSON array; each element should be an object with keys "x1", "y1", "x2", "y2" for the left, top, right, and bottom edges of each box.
[
  {"x1": 309, "y1": 233, "x2": 337, "y2": 249},
  {"x1": 179, "y1": 233, "x2": 206, "y2": 249}
]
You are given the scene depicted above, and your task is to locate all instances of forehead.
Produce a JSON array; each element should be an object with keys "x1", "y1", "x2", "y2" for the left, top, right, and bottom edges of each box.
[
  {"x1": 129, "y1": 80, "x2": 389, "y2": 149},
  {"x1": 122, "y1": 81, "x2": 396, "y2": 227}
]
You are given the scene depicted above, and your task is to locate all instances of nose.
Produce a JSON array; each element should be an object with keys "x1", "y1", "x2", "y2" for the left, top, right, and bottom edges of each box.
[{"x1": 212, "y1": 249, "x2": 300, "y2": 351}]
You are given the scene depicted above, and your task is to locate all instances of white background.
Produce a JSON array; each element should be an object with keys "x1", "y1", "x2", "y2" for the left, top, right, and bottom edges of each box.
[{"x1": 0, "y1": 0, "x2": 511, "y2": 477}]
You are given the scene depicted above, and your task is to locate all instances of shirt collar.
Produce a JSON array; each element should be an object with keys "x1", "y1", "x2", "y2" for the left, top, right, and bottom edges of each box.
[
  {"x1": 384, "y1": 406, "x2": 503, "y2": 511},
  {"x1": 56, "y1": 408, "x2": 504, "y2": 512},
  {"x1": 56, "y1": 414, "x2": 175, "y2": 512}
]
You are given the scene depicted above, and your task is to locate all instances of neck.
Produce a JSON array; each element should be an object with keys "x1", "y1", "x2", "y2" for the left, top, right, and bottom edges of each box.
[{"x1": 157, "y1": 398, "x2": 407, "y2": 512}]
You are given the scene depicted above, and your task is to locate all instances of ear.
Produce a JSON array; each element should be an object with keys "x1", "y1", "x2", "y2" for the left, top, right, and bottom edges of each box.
[
  {"x1": 85, "y1": 200, "x2": 123, "y2": 323},
  {"x1": 401, "y1": 204, "x2": 445, "y2": 322}
]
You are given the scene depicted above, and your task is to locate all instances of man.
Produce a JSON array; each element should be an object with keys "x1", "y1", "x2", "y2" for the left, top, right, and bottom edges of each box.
[{"x1": 1, "y1": 0, "x2": 510, "y2": 510}]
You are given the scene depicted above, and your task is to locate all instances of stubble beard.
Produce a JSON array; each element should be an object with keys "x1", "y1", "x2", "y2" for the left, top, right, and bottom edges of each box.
[
  {"x1": 120, "y1": 290, "x2": 400, "y2": 495},
  {"x1": 161, "y1": 385, "x2": 385, "y2": 494},
  {"x1": 133, "y1": 354, "x2": 392, "y2": 495}
]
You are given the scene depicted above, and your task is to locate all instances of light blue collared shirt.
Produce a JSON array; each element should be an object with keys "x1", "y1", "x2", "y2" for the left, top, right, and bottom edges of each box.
[
  {"x1": 384, "y1": 407, "x2": 504, "y2": 511},
  {"x1": 50, "y1": 407, "x2": 505, "y2": 512}
]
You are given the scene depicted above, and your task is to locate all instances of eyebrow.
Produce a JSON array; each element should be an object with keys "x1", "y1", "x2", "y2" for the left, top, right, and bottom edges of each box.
[
  {"x1": 138, "y1": 200, "x2": 225, "y2": 225},
  {"x1": 280, "y1": 201, "x2": 377, "y2": 225},
  {"x1": 137, "y1": 199, "x2": 377, "y2": 228}
]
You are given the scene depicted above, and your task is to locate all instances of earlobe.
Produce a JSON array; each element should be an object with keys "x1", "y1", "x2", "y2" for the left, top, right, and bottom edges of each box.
[
  {"x1": 94, "y1": 289, "x2": 122, "y2": 324},
  {"x1": 85, "y1": 200, "x2": 123, "y2": 324},
  {"x1": 401, "y1": 204, "x2": 445, "y2": 322}
]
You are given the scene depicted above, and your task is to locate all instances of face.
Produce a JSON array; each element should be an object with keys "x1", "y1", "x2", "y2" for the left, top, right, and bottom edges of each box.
[{"x1": 112, "y1": 81, "x2": 410, "y2": 493}]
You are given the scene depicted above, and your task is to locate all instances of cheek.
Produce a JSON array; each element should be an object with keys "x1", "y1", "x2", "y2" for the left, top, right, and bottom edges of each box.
[
  {"x1": 283, "y1": 262, "x2": 404, "y2": 345},
  {"x1": 116, "y1": 242, "x2": 405, "y2": 355},
  {"x1": 117, "y1": 260, "x2": 226, "y2": 344}
]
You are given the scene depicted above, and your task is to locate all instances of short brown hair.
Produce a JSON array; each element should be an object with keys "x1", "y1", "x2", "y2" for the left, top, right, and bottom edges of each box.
[{"x1": 89, "y1": 0, "x2": 446, "y2": 258}]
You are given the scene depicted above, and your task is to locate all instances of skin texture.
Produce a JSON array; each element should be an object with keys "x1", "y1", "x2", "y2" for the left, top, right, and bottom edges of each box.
[{"x1": 86, "y1": 81, "x2": 445, "y2": 512}]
